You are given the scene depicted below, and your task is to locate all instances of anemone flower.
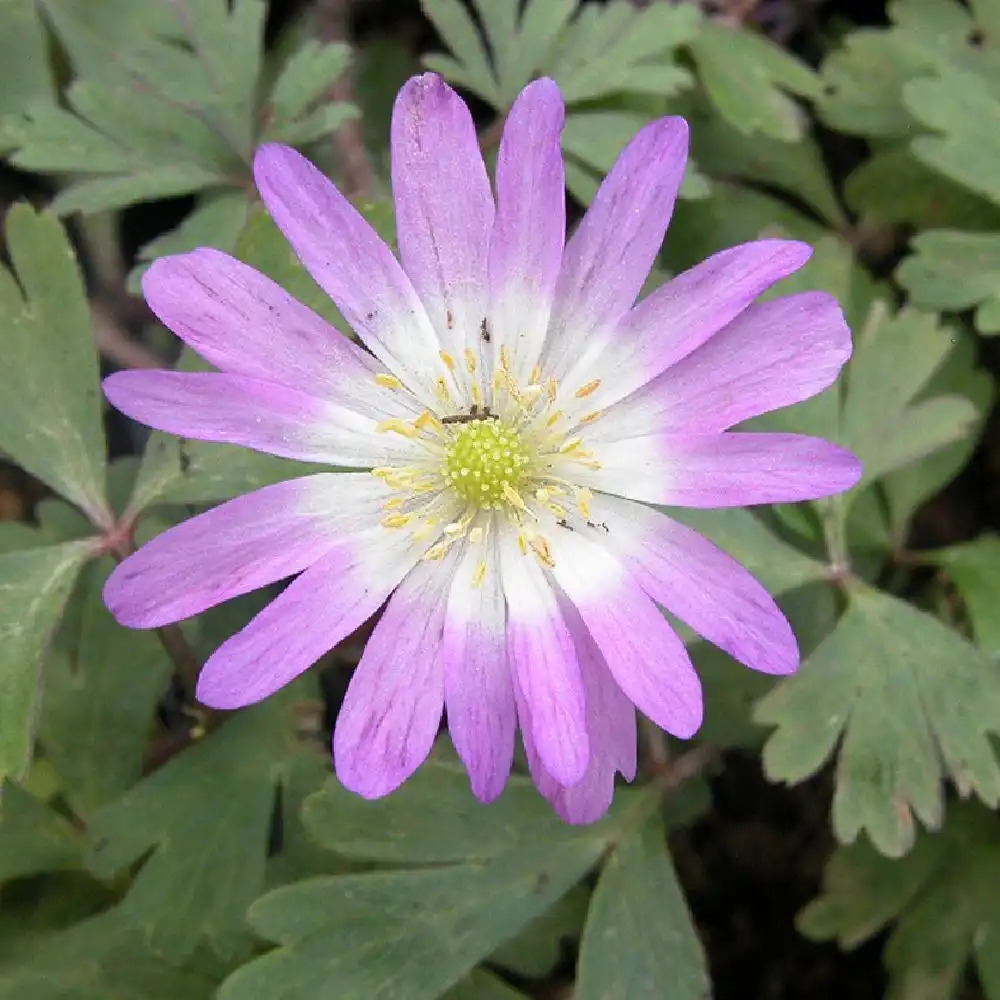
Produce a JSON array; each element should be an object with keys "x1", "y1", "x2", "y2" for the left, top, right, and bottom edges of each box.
[{"x1": 104, "y1": 73, "x2": 861, "y2": 823}]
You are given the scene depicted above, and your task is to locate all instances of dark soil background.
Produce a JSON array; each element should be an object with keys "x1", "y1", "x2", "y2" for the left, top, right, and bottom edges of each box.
[{"x1": 2, "y1": 2, "x2": 995, "y2": 998}]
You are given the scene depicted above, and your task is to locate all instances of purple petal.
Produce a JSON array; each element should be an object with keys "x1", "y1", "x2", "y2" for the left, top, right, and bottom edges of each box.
[
  {"x1": 560, "y1": 240, "x2": 813, "y2": 414},
  {"x1": 141, "y1": 249, "x2": 390, "y2": 403},
  {"x1": 391, "y1": 74, "x2": 494, "y2": 369},
  {"x1": 500, "y1": 539, "x2": 588, "y2": 786},
  {"x1": 488, "y1": 78, "x2": 566, "y2": 383},
  {"x1": 530, "y1": 599, "x2": 637, "y2": 825},
  {"x1": 442, "y1": 536, "x2": 515, "y2": 803},
  {"x1": 196, "y1": 531, "x2": 421, "y2": 709},
  {"x1": 548, "y1": 530, "x2": 703, "y2": 739},
  {"x1": 579, "y1": 432, "x2": 863, "y2": 507},
  {"x1": 591, "y1": 291, "x2": 851, "y2": 438},
  {"x1": 105, "y1": 473, "x2": 383, "y2": 629},
  {"x1": 103, "y1": 370, "x2": 420, "y2": 467},
  {"x1": 541, "y1": 117, "x2": 689, "y2": 380},
  {"x1": 252, "y1": 143, "x2": 442, "y2": 405},
  {"x1": 334, "y1": 558, "x2": 450, "y2": 798},
  {"x1": 600, "y1": 494, "x2": 798, "y2": 675}
]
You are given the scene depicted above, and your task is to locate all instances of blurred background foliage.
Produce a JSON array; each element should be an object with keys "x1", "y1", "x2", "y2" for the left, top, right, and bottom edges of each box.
[{"x1": 2, "y1": 1, "x2": 1000, "y2": 997}]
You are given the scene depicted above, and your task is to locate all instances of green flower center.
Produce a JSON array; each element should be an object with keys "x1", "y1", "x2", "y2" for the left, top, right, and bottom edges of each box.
[{"x1": 442, "y1": 418, "x2": 531, "y2": 508}]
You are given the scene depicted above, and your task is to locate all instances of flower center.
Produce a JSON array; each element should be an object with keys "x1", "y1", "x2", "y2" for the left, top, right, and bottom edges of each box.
[{"x1": 442, "y1": 418, "x2": 531, "y2": 509}]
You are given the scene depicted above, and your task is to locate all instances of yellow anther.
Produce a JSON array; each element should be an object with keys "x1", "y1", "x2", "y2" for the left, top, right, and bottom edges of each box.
[
  {"x1": 529, "y1": 534, "x2": 555, "y2": 568},
  {"x1": 412, "y1": 517, "x2": 440, "y2": 541},
  {"x1": 380, "y1": 513, "x2": 412, "y2": 529},
  {"x1": 414, "y1": 410, "x2": 440, "y2": 431},
  {"x1": 471, "y1": 560, "x2": 488, "y2": 588},
  {"x1": 423, "y1": 540, "x2": 451, "y2": 561},
  {"x1": 546, "y1": 410, "x2": 563, "y2": 428},
  {"x1": 576, "y1": 487, "x2": 593, "y2": 519},
  {"x1": 464, "y1": 347, "x2": 477, "y2": 373},
  {"x1": 376, "y1": 418, "x2": 419, "y2": 438},
  {"x1": 500, "y1": 345, "x2": 512, "y2": 371},
  {"x1": 545, "y1": 378, "x2": 558, "y2": 403},
  {"x1": 374, "y1": 373, "x2": 402, "y2": 389},
  {"x1": 502, "y1": 483, "x2": 528, "y2": 512},
  {"x1": 560, "y1": 436, "x2": 583, "y2": 454},
  {"x1": 579, "y1": 409, "x2": 604, "y2": 426},
  {"x1": 383, "y1": 496, "x2": 405, "y2": 509},
  {"x1": 471, "y1": 383, "x2": 483, "y2": 405},
  {"x1": 435, "y1": 377, "x2": 453, "y2": 403},
  {"x1": 530, "y1": 365, "x2": 542, "y2": 385},
  {"x1": 574, "y1": 378, "x2": 602, "y2": 399},
  {"x1": 517, "y1": 532, "x2": 528, "y2": 555},
  {"x1": 439, "y1": 350, "x2": 457, "y2": 371},
  {"x1": 468, "y1": 526, "x2": 484, "y2": 544}
]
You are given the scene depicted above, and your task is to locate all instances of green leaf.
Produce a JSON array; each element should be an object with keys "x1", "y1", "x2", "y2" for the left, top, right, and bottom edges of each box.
[
  {"x1": 0, "y1": 0, "x2": 55, "y2": 114},
  {"x1": 0, "y1": 782, "x2": 83, "y2": 881},
  {"x1": 905, "y1": 65, "x2": 1000, "y2": 207},
  {"x1": 86, "y1": 686, "x2": 326, "y2": 960},
  {"x1": 128, "y1": 189, "x2": 250, "y2": 292},
  {"x1": 689, "y1": 22, "x2": 818, "y2": 141},
  {"x1": 930, "y1": 536, "x2": 1000, "y2": 659},
  {"x1": 0, "y1": 909, "x2": 219, "y2": 1000},
  {"x1": 897, "y1": 229, "x2": 1000, "y2": 332},
  {"x1": 443, "y1": 971, "x2": 528, "y2": 1000},
  {"x1": 545, "y1": 0, "x2": 698, "y2": 105},
  {"x1": 303, "y1": 758, "x2": 599, "y2": 864},
  {"x1": 846, "y1": 146, "x2": 1000, "y2": 230},
  {"x1": 817, "y1": 28, "x2": 926, "y2": 137},
  {"x1": 576, "y1": 813, "x2": 707, "y2": 1000},
  {"x1": 422, "y1": 0, "x2": 696, "y2": 110},
  {"x1": 38, "y1": 559, "x2": 171, "y2": 818},
  {"x1": 799, "y1": 802, "x2": 1000, "y2": 1000},
  {"x1": 490, "y1": 885, "x2": 589, "y2": 978},
  {"x1": 0, "y1": 205, "x2": 110, "y2": 524},
  {"x1": 0, "y1": 541, "x2": 92, "y2": 785},
  {"x1": 840, "y1": 302, "x2": 979, "y2": 486},
  {"x1": 219, "y1": 828, "x2": 615, "y2": 1000},
  {"x1": 757, "y1": 582, "x2": 1000, "y2": 857}
]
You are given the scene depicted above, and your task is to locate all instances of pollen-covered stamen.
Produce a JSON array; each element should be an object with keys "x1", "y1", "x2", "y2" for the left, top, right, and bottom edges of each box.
[{"x1": 442, "y1": 418, "x2": 531, "y2": 508}]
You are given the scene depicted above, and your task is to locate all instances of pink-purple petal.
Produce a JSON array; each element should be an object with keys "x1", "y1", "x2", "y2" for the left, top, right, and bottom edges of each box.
[
  {"x1": 500, "y1": 540, "x2": 589, "y2": 786},
  {"x1": 542, "y1": 116, "x2": 689, "y2": 380},
  {"x1": 442, "y1": 536, "x2": 515, "y2": 803},
  {"x1": 333, "y1": 558, "x2": 451, "y2": 799},
  {"x1": 141, "y1": 249, "x2": 386, "y2": 401},
  {"x1": 580, "y1": 432, "x2": 863, "y2": 507},
  {"x1": 488, "y1": 78, "x2": 566, "y2": 383},
  {"x1": 391, "y1": 74, "x2": 494, "y2": 367},
  {"x1": 105, "y1": 473, "x2": 382, "y2": 629},
  {"x1": 590, "y1": 291, "x2": 851, "y2": 440},
  {"x1": 196, "y1": 530, "x2": 421, "y2": 709},
  {"x1": 103, "y1": 370, "x2": 418, "y2": 467},
  {"x1": 252, "y1": 143, "x2": 442, "y2": 404},
  {"x1": 549, "y1": 531, "x2": 703, "y2": 739},
  {"x1": 600, "y1": 494, "x2": 799, "y2": 675}
]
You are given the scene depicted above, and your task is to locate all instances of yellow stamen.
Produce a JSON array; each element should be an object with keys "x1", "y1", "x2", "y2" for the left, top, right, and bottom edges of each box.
[
  {"x1": 574, "y1": 378, "x2": 601, "y2": 399},
  {"x1": 439, "y1": 350, "x2": 456, "y2": 371},
  {"x1": 374, "y1": 373, "x2": 402, "y2": 390},
  {"x1": 576, "y1": 487, "x2": 593, "y2": 519},
  {"x1": 471, "y1": 560, "x2": 487, "y2": 588},
  {"x1": 376, "y1": 418, "x2": 418, "y2": 438},
  {"x1": 380, "y1": 513, "x2": 412, "y2": 529},
  {"x1": 464, "y1": 347, "x2": 477, "y2": 373}
]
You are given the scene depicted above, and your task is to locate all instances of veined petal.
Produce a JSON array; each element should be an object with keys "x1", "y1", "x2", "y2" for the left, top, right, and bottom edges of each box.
[
  {"x1": 392, "y1": 74, "x2": 494, "y2": 374},
  {"x1": 141, "y1": 249, "x2": 408, "y2": 415},
  {"x1": 334, "y1": 556, "x2": 452, "y2": 799},
  {"x1": 105, "y1": 473, "x2": 384, "y2": 629},
  {"x1": 196, "y1": 527, "x2": 423, "y2": 709},
  {"x1": 253, "y1": 143, "x2": 442, "y2": 405},
  {"x1": 499, "y1": 535, "x2": 588, "y2": 786},
  {"x1": 560, "y1": 240, "x2": 813, "y2": 415},
  {"x1": 103, "y1": 370, "x2": 422, "y2": 467},
  {"x1": 599, "y1": 494, "x2": 798, "y2": 675},
  {"x1": 533, "y1": 598, "x2": 637, "y2": 825},
  {"x1": 541, "y1": 117, "x2": 689, "y2": 381},
  {"x1": 548, "y1": 530, "x2": 702, "y2": 739},
  {"x1": 442, "y1": 531, "x2": 515, "y2": 802},
  {"x1": 488, "y1": 78, "x2": 566, "y2": 384},
  {"x1": 588, "y1": 291, "x2": 851, "y2": 439},
  {"x1": 579, "y1": 432, "x2": 863, "y2": 507}
]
